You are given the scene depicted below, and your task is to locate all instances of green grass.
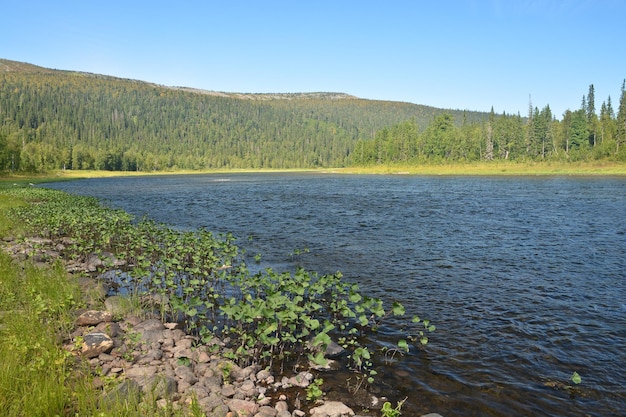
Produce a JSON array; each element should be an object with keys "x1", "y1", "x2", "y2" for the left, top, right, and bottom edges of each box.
[
  {"x1": 332, "y1": 161, "x2": 626, "y2": 176},
  {"x1": 0, "y1": 254, "x2": 79, "y2": 416},
  {"x1": 2, "y1": 160, "x2": 625, "y2": 187}
]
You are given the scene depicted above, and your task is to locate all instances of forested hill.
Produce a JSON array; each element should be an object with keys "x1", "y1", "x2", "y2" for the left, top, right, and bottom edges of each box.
[{"x1": 0, "y1": 58, "x2": 487, "y2": 171}]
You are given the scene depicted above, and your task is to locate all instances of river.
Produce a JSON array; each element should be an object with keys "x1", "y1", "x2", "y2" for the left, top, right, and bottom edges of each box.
[{"x1": 45, "y1": 173, "x2": 626, "y2": 417}]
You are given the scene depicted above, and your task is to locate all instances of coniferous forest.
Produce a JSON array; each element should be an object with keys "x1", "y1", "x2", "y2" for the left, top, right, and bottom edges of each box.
[{"x1": 1, "y1": 58, "x2": 625, "y2": 172}]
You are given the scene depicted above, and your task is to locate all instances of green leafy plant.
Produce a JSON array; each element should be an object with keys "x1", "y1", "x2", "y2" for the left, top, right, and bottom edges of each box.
[
  {"x1": 177, "y1": 356, "x2": 192, "y2": 367},
  {"x1": 305, "y1": 378, "x2": 324, "y2": 402},
  {"x1": 380, "y1": 397, "x2": 406, "y2": 417},
  {"x1": 6, "y1": 187, "x2": 435, "y2": 393},
  {"x1": 570, "y1": 371, "x2": 582, "y2": 385}
]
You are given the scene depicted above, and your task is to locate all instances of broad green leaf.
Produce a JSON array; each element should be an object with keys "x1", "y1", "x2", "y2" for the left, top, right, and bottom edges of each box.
[
  {"x1": 308, "y1": 351, "x2": 328, "y2": 367},
  {"x1": 392, "y1": 301, "x2": 405, "y2": 316},
  {"x1": 397, "y1": 339, "x2": 409, "y2": 352},
  {"x1": 349, "y1": 292, "x2": 362, "y2": 303},
  {"x1": 313, "y1": 332, "x2": 331, "y2": 347}
]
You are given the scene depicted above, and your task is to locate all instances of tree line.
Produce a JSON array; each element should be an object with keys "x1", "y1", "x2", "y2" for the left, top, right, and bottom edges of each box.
[
  {"x1": 0, "y1": 58, "x2": 624, "y2": 172},
  {"x1": 0, "y1": 59, "x2": 484, "y2": 172},
  {"x1": 352, "y1": 83, "x2": 626, "y2": 165}
]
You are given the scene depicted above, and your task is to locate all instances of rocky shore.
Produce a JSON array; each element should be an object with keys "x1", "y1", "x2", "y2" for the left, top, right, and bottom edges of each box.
[{"x1": 4, "y1": 235, "x2": 445, "y2": 417}]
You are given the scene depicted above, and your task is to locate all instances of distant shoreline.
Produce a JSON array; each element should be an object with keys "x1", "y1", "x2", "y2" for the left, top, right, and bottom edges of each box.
[{"x1": 2, "y1": 161, "x2": 626, "y2": 184}]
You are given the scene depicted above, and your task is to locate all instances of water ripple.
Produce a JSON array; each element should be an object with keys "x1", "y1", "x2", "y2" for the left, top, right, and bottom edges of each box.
[{"x1": 45, "y1": 174, "x2": 626, "y2": 417}]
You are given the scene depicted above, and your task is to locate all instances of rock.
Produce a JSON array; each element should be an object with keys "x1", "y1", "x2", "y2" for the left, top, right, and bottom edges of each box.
[
  {"x1": 81, "y1": 332, "x2": 114, "y2": 358},
  {"x1": 134, "y1": 318, "x2": 166, "y2": 332},
  {"x1": 172, "y1": 345, "x2": 194, "y2": 359},
  {"x1": 288, "y1": 371, "x2": 314, "y2": 388},
  {"x1": 238, "y1": 379, "x2": 257, "y2": 397},
  {"x1": 98, "y1": 352, "x2": 115, "y2": 362},
  {"x1": 100, "y1": 379, "x2": 141, "y2": 408},
  {"x1": 134, "y1": 319, "x2": 166, "y2": 343},
  {"x1": 140, "y1": 375, "x2": 178, "y2": 400},
  {"x1": 77, "y1": 277, "x2": 108, "y2": 304},
  {"x1": 176, "y1": 337, "x2": 194, "y2": 349},
  {"x1": 202, "y1": 376, "x2": 224, "y2": 393},
  {"x1": 197, "y1": 350, "x2": 211, "y2": 363},
  {"x1": 256, "y1": 369, "x2": 272, "y2": 381},
  {"x1": 212, "y1": 403, "x2": 230, "y2": 417},
  {"x1": 309, "y1": 401, "x2": 355, "y2": 417},
  {"x1": 76, "y1": 310, "x2": 113, "y2": 326},
  {"x1": 227, "y1": 398, "x2": 259, "y2": 417},
  {"x1": 255, "y1": 406, "x2": 278, "y2": 417},
  {"x1": 228, "y1": 363, "x2": 247, "y2": 382},
  {"x1": 175, "y1": 365, "x2": 198, "y2": 385},
  {"x1": 104, "y1": 295, "x2": 127, "y2": 316},
  {"x1": 136, "y1": 351, "x2": 158, "y2": 365},
  {"x1": 163, "y1": 328, "x2": 187, "y2": 343},
  {"x1": 198, "y1": 393, "x2": 227, "y2": 412},
  {"x1": 99, "y1": 251, "x2": 126, "y2": 267},
  {"x1": 275, "y1": 401, "x2": 289, "y2": 413},
  {"x1": 222, "y1": 384, "x2": 237, "y2": 397},
  {"x1": 421, "y1": 414, "x2": 444, "y2": 417},
  {"x1": 124, "y1": 365, "x2": 158, "y2": 379},
  {"x1": 185, "y1": 385, "x2": 209, "y2": 400},
  {"x1": 29, "y1": 237, "x2": 53, "y2": 245},
  {"x1": 94, "y1": 321, "x2": 121, "y2": 337},
  {"x1": 84, "y1": 253, "x2": 104, "y2": 272},
  {"x1": 325, "y1": 340, "x2": 345, "y2": 358},
  {"x1": 257, "y1": 396, "x2": 271, "y2": 406}
]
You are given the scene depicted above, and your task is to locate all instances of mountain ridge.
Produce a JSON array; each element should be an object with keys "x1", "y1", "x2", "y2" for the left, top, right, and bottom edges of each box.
[{"x1": 1, "y1": 58, "x2": 361, "y2": 103}]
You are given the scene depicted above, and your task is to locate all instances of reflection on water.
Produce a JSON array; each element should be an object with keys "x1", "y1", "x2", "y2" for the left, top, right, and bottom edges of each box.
[{"x1": 45, "y1": 173, "x2": 626, "y2": 417}]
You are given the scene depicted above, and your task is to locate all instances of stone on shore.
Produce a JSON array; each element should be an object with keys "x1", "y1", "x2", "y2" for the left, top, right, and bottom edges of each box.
[
  {"x1": 81, "y1": 332, "x2": 114, "y2": 358},
  {"x1": 309, "y1": 401, "x2": 355, "y2": 417},
  {"x1": 226, "y1": 398, "x2": 259, "y2": 417},
  {"x1": 76, "y1": 309, "x2": 113, "y2": 326}
]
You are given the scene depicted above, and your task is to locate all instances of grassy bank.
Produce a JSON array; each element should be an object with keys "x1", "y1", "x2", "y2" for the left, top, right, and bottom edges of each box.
[
  {"x1": 0, "y1": 189, "x2": 203, "y2": 417},
  {"x1": 331, "y1": 161, "x2": 626, "y2": 176},
  {"x1": 2, "y1": 161, "x2": 626, "y2": 184}
]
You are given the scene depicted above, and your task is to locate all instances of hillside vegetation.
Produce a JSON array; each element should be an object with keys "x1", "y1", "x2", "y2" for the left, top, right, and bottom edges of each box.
[
  {"x1": 0, "y1": 58, "x2": 485, "y2": 172},
  {"x1": 1, "y1": 58, "x2": 624, "y2": 172}
]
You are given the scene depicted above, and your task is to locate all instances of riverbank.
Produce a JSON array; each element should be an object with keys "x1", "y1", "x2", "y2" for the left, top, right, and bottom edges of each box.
[
  {"x1": 0, "y1": 186, "x2": 441, "y2": 417},
  {"x1": 331, "y1": 161, "x2": 626, "y2": 176},
  {"x1": 2, "y1": 160, "x2": 625, "y2": 184}
]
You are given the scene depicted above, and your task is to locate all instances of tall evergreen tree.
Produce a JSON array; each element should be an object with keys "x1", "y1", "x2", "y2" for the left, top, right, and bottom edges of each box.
[{"x1": 586, "y1": 84, "x2": 598, "y2": 146}]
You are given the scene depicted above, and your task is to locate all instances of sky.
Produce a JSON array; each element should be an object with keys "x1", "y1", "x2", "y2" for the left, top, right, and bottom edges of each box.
[{"x1": 2, "y1": 0, "x2": 625, "y2": 117}]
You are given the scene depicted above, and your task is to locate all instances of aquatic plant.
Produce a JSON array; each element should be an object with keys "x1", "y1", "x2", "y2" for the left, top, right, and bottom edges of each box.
[{"x1": 5, "y1": 186, "x2": 435, "y2": 385}]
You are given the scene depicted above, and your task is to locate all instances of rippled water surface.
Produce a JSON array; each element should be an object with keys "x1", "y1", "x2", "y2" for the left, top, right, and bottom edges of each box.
[{"x1": 46, "y1": 174, "x2": 626, "y2": 416}]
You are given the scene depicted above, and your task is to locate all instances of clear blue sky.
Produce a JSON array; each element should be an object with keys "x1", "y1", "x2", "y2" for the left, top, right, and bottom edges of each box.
[{"x1": 2, "y1": 0, "x2": 624, "y2": 117}]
